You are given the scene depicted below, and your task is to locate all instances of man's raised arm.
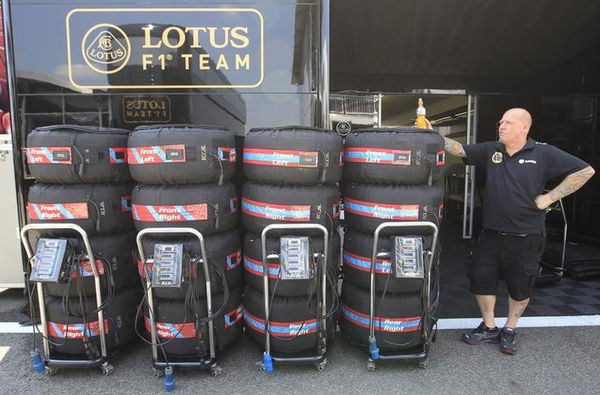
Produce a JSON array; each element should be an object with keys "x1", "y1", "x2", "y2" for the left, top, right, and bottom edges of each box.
[
  {"x1": 444, "y1": 137, "x2": 467, "y2": 158},
  {"x1": 425, "y1": 118, "x2": 466, "y2": 158}
]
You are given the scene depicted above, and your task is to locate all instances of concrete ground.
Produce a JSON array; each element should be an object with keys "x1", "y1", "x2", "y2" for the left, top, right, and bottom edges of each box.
[{"x1": 1, "y1": 325, "x2": 599, "y2": 395}]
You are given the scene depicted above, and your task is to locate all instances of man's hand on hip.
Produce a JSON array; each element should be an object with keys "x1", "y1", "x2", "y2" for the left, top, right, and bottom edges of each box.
[{"x1": 534, "y1": 194, "x2": 554, "y2": 210}]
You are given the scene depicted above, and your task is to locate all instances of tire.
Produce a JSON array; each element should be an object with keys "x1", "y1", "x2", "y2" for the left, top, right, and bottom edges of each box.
[
  {"x1": 42, "y1": 232, "x2": 138, "y2": 297},
  {"x1": 342, "y1": 229, "x2": 440, "y2": 294},
  {"x1": 46, "y1": 286, "x2": 141, "y2": 356},
  {"x1": 343, "y1": 183, "x2": 443, "y2": 233},
  {"x1": 340, "y1": 281, "x2": 423, "y2": 351},
  {"x1": 129, "y1": 124, "x2": 236, "y2": 184},
  {"x1": 243, "y1": 127, "x2": 343, "y2": 184},
  {"x1": 243, "y1": 232, "x2": 340, "y2": 297},
  {"x1": 26, "y1": 125, "x2": 131, "y2": 184},
  {"x1": 132, "y1": 183, "x2": 237, "y2": 235},
  {"x1": 139, "y1": 230, "x2": 242, "y2": 299},
  {"x1": 146, "y1": 285, "x2": 243, "y2": 356},
  {"x1": 27, "y1": 183, "x2": 133, "y2": 235},
  {"x1": 344, "y1": 128, "x2": 445, "y2": 184},
  {"x1": 241, "y1": 182, "x2": 340, "y2": 235},
  {"x1": 243, "y1": 285, "x2": 336, "y2": 355}
]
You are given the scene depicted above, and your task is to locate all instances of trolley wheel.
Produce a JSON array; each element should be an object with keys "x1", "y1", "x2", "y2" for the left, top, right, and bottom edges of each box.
[
  {"x1": 44, "y1": 366, "x2": 59, "y2": 376},
  {"x1": 210, "y1": 364, "x2": 223, "y2": 377},
  {"x1": 152, "y1": 366, "x2": 165, "y2": 378},
  {"x1": 314, "y1": 358, "x2": 327, "y2": 371},
  {"x1": 366, "y1": 360, "x2": 376, "y2": 372},
  {"x1": 418, "y1": 361, "x2": 428, "y2": 370},
  {"x1": 100, "y1": 362, "x2": 115, "y2": 376}
]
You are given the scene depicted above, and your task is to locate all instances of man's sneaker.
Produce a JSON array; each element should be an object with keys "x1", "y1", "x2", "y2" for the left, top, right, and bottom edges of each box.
[
  {"x1": 500, "y1": 327, "x2": 517, "y2": 355},
  {"x1": 462, "y1": 322, "x2": 499, "y2": 345}
]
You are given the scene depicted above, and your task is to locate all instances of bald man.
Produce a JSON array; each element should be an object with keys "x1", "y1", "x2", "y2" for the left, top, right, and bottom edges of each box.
[{"x1": 437, "y1": 108, "x2": 595, "y2": 354}]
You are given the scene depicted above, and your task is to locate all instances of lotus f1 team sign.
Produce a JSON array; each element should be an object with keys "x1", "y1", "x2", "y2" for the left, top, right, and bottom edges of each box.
[{"x1": 66, "y1": 8, "x2": 264, "y2": 89}]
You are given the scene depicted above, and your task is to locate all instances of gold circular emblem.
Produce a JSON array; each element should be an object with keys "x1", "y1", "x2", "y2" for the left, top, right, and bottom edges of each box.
[
  {"x1": 81, "y1": 23, "x2": 131, "y2": 75},
  {"x1": 491, "y1": 152, "x2": 503, "y2": 164}
]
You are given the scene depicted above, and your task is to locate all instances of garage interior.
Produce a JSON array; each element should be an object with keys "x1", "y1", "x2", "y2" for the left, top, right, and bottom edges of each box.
[{"x1": 330, "y1": 0, "x2": 600, "y2": 317}]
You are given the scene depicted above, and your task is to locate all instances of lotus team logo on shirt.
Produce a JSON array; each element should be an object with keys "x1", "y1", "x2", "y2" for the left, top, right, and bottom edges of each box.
[
  {"x1": 491, "y1": 152, "x2": 503, "y2": 164},
  {"x1": 82, "y1": 23, "x2": 131, "y2": 74}
]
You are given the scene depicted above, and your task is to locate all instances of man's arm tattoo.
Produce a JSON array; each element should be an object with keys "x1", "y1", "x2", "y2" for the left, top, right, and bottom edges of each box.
[
  {"x1": 548, "y1": 166, "x2": 595, "y2": 202},
  {"x1": 443, "y1": 137, "x2": 466, "y2": 158}
]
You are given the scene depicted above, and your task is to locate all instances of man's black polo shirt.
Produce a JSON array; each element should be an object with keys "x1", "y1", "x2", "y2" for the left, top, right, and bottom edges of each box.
[{"x1": 463, "y1": 138, "x2": 589, "y2": 234}]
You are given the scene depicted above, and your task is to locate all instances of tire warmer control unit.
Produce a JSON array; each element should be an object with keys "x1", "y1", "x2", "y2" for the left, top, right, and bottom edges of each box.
[
  {"x1": 258, "y1": 223, "x2": 330, "y2": 372},
  {"x1": 136, "y1": 227, "x2": 222, "y2": 392},
  {"x1": 20, "y1": 223, "x2": 115, "y2": 376},
  {"x1": 365, "y1": 221, "x2": 439, "y2": 371}
]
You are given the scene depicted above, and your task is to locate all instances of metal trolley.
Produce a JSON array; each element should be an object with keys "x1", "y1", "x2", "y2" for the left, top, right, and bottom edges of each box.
[
  {"x1": 20, "y1": 223, "x2": 114, "y2": 376},
  {"x1": 366, "y1": 221, "x2": 439, "y2": 371},
  {"x1": 136, "y1": 227, "x2": 222, "y2": 392},
  {"x1": 259, "y1": 223, "x2": 330, "y2": 372}
]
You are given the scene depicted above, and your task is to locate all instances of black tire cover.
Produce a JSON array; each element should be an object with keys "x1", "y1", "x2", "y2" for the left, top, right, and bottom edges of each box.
[
  {"x1": 344, "y1": 127, "x2": 445, "y2": 184},
  {"x1": 27, "y1": 183, "x2": 133, "y2": 235},
  {"x1": 243, "y1": 286, "x2": 336, "y2": 355},
  {"x1": 340, "y1": 281, "x2": 423, "y2": 351},
  {"x1": 145, "y1": 285, "x2": 243, "y2": 356},
  {"x1": 243, "y1": 126, "x2": 343, "y2": 185},
  {"x1": 139, "y1": 230, "x2": 242, "y2": 299},
  {"x1": 46, "y1": 286, "x2": 141, "y2": 356},
  {"x1": 43, "y1": 232, "x2": 138, "y2": 297},
  {"x1": 243, "y1": 232, "x2": 340, "y2": 297},
  {"x1": 132, "y1": 183, "x2": 237, "y2": 235},
  {"x1": 241, "y1": 182, "x2": 340, "y2": 235},
  {"x1": 129, "y1": 124, "x2": 236, "y2": 185},
  {"x1": 342, "y1": 228, "x2": 441, "y2": 294},
  {"x1": 26, "y1": 125, "x2": 131, "y2": 184},
  {"x1": 343, "y1": 183, "x2": 443, "y2": 233}
]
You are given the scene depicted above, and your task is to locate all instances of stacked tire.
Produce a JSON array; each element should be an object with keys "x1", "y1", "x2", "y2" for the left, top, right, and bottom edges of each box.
[
  {"x1": 129, "y1": 124, "x2": 243, "y2": 358},
  {"x1": 340, "y1": 127, "x2": 444, "y2": 351},
  {"x1": 241, "y1": 126, "x2": 343, "y2": 356},
  {"x1": 25, "y1": 125, "x2": 139, "y2": 356}
]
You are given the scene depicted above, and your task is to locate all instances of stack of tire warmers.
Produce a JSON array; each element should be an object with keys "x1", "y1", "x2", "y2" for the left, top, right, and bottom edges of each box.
[
  {"x1": 129, "y1": 124, "x2": 242, "y2": 358},
  {"x1": 25, "y1": 124, "x2": 139, "y2": 356},
  {"x1": 241, "y1": 126, "x2": 343, "y2": 356},
  {"x1": 340, "y1": 127, "x2": 444, "y2": 351}
]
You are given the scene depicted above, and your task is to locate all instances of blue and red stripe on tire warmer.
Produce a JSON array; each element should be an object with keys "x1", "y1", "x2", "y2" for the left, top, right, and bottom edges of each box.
[
  {"x1": 143, "y1": 305, "x2": 243, "y2": 339},
  {"x1": 243, "y1": 310, "x2": 318, "y2": 337},
  {"x1": 243, "y1": 148, "x2": 319, "y2": 168},
  {"x1": 47, "y1": 319, "x2": 109, "y2": 339},
  {"x1": 341, "y1": 304, "x2": 421, "y2": 333}
]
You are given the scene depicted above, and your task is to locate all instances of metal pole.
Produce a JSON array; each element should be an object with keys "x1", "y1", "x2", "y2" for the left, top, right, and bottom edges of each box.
[{"x1": 320, "y1": 0, "x2": 330, "y2": 129}]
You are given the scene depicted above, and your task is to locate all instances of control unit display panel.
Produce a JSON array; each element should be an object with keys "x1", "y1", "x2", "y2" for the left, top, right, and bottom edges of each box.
[
  {"x1": 280, "y1": 236, "x2": 311, "y2": 280},
  {"x1": 393, "y1": 236, "x2": 424, "y2": 279},
  {"x1": 151, "y1": 243, "x2": 184, "y2": 288},
  {"x1": 30, "y1": 238, "x2": 70, "y2": 283}
]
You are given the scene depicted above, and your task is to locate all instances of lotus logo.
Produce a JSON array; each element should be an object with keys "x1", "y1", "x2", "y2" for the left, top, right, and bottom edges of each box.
[{"x1": 82, "y1": 23, "x2": 130, "y2": 74}]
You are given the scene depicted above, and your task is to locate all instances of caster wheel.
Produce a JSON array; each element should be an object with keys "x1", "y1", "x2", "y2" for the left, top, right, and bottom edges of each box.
[
  {"x1": 152, "y1": 367, "x2": 165, "y2": 378},
  {"x1": 418, "y1": 361, "x2": 428, "y2": 370},
  {"x1": 44, "y1": 366, "x2": 58, "y2": 376},
  {"x1": 210, "y1": 365, "x2": 223, "y2": 377},
  {"x1": 366, "y1": 361, "x2": 376, "y2": 372},
  {"x1": 259, "y1": 363, "x2": 267, "y2": 372},
  {"x1": 100, "y1": 363, "x2": 115, "y2": 376},
  {"x1": 314, "y1": 358, "x2": 327, "y2": 371}
]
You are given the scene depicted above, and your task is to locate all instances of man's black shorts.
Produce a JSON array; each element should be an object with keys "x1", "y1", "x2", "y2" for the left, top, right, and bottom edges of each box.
[{"x1": 469, "y1": 228, "x2": 545, "y2": 301}]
